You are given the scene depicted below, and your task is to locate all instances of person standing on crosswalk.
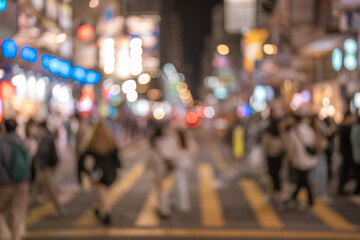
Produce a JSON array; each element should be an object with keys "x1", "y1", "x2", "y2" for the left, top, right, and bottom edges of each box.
[
  {"x1": 285, "y1": 115, "x2": 317, "y2": 209},
  {"x1": 80, "y1": 121, "x2": 121, "y2": 225},
  {"x1": 261, "y1": 118, "x2": 286, "y2": 203},
  {"x1": 171, "y1": 128, "x2": 197, "y2": 213},
  {"x1": 149, "y1": 125, "x2": 174, "y2": 219}
]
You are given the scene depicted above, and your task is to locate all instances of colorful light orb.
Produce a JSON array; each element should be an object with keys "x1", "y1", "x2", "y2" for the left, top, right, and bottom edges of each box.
[
  {"x1": 21, "y1": 46, "x2": 37, "y2": 63},
  {"x1": 77, "y1": 24, "x2": 94, "y2": 41},
  {"x1": 1, "y1": 39, "x2": 17, "y2": 59},
  {"x1": 72, "y1": 66, "x2": 87, "y2": 82}
]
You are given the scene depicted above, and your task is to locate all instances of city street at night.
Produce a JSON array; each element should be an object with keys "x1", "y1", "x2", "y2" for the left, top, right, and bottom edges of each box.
[{"x1": 1, "y1": 0, "x2": 360, "y2": 240}]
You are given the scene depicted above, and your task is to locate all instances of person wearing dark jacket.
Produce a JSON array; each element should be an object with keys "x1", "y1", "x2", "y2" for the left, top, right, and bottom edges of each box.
[
  {"x1": 33, "y1": 121, "x2": 65, "y2": 216},
  {"x1": 80, "y1": 121, "x2": 121, "y2": 225},
  {"x1": 0, "y1": 119, "x2": 30, "y2": 240},
  {"x1": 338, "y1": 112, "x2": 356, "y2": 195}
]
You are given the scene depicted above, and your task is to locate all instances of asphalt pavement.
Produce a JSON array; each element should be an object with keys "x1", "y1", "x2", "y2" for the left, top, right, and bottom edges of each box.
[{"x1": 25, "y1": 129, "x2": 360, "y2": 240}]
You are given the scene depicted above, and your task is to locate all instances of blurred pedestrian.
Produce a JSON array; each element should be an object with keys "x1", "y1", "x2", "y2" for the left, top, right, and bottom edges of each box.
[
  {"x1": 324, "y1": 117, "x2": 337, "y2": 181},
  {"x1": 350, "y1": 115, "x2": 360, "y2": 199},
  {"x1": 261, "y1": 118, "x2": 285, "y2": 203},
  {"x1": 171, "y1": 128, "x2": 197, "y2": 212},
  {"x1": 0, "y1": 119, "x2": 30, "y2": 240},
  {"x1": 24, "y1": 119, "x2": 38, "y2": 186},
  {"x1": 33, "y1": 122, "x2": 65, "y2": 217},
  {"x1": 285, "y1": 115, "x2": 317, "y2": 209},
  {"x1": 310, "y1": 116, "x2": 330, "y2": 203},
  {"x1": 338, "y1": 111, "x2": 356, "y2": 195},
  {"x1": 80, "y1": 121, "x2": 121, "y2": 225},
  {"x1": 149, "y1": 126, "x2": 173, "y2": 219}
]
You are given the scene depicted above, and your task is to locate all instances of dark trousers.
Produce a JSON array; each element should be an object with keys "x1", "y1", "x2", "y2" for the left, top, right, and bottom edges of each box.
[
  {"x1": 354, "y1": 163, "x2": 360, "y2": 195},
  {"x1": 338, "y1": 153, "x2": 354, "y2": 193},
  {"x1": 292, "y1": 169, "x2": 313, "y2": 206},
  {"x1": 266, "y1": 156, "x2": 282, "y2": 191},
  {"x1": 325, "y1": 145, "x2": 333, "y2": 180}
]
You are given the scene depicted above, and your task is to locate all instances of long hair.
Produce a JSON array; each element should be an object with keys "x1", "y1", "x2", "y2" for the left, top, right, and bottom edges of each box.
[{"x1": 88, "y1": 121, "x2": 117, "y2": 155}]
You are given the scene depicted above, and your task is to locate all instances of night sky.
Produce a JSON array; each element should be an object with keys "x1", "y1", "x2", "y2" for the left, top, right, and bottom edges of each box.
[{"x1": 175, "y1": 0, "x2": 221, "y2": 98}]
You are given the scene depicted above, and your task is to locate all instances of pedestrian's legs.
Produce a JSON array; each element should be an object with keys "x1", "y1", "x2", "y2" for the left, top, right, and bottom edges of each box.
[
  {"x1": 8, "y1": 182, "x2": 29, "y2": 240},
  {"x1": 353, "y1": 163, "x2": 360, "y2": 195},
  {"x1": 338, "y1": 155, "x2": 350, "y2": 193},
  {"x1": 292, "y1": 169, "x2": 304, "y2": 201},
  {"x1": 300, "y1": 170, "x2": 313, "y2": 206},
  {"x1": 178, "y1": 167, "x2": 191, "y2": 212},
  {"x1": 95, "y1": 184, "x2": 110, "y2": 216},
  {"x1": 317, "y1": 156, "x2": 328, "y2": 197},
  {"x1": 325, "y1": 146, "x2": 333, "y2": 180},
  {"x1": 39, "y1": 168, "x2": 63, "y2": 215},
  {"x1": 0, "y1": 185, "x2": 13, "y2": 240},
  {"x1": 268, "y1": 157, "x2": 282, "y2": 192}
]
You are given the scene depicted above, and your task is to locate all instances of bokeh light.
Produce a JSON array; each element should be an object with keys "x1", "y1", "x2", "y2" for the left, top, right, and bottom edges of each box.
[{"x1": 217, "y1": 44, "x2": 229, "y2": 55}]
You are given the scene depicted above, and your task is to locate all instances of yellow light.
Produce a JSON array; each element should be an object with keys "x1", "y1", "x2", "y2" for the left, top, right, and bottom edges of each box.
[
  {"x1": 263, "y1": 44, "x2": 278, "y2": 55},
  {"x1": 217, "y1": 44, "x2": 230, "y2": 55},
  {"x1": 138, "y1": 73, "x2": 151, "y2": 85},
  {"x1": 147, "y1": 89, "x2": 162, "y2": 100},
  {"x1": 153, "y1": 108, "x2": 165, "y2": 120},
  {"x1": 89, "y1": 0, "x2": 99, "y2": 8},
  {"x1": 176, "y1": 82, "x2": 188, "y2": 92}
]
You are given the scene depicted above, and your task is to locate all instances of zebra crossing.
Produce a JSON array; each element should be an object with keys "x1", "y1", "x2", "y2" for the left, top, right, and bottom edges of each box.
[{"x1": 25, "y1": 133, "x2": 360, "y2": 239}]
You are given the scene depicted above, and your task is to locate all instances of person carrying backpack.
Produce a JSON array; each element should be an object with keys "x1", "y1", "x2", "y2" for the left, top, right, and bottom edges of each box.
[{"x1": 0, "y1": 119, "x2": 30, "y2": 240}]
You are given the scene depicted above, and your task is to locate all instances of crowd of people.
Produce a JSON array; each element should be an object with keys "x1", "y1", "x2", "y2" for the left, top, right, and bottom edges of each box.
[
  {"x1": 261, "y1": 112, "x2": 360, "y2": 210},
  {"x1": 0, "y1": 117, "x2": 197, "y2": 240}
]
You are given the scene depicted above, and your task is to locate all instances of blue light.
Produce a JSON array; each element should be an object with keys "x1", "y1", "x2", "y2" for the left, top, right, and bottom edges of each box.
[
  {"x1": 49, "y1": 57, "x2": 62, "y2": 74},
  {"x1": 344, "y1": 54, "x2": 358, "y2": 71},
  {"x1": 21, "y1": 46, "x2": 37, "y2": 63},
  {"x1": 1, "y1": 39, "x2": 17, "y2": 59},
  {"x1": 85, "y1": 70, "x2": 101, "y2": 84},
  {"x1": 214, "y1": 87, "x2": 228, "y2": 99},
  {"x1": 59, "y1": 60, "x2": 72, "y2": 78},
  {"x1": 0, "y1": 0, "x2": 6, "y2": 12},
  {"x1": 254, "y1": 85, "x2": 267, "y2": 101},
  {"x1": 240, "y1": 103, "x2": 251, "y2": 118},
  {"x1": 344, "y1": 39, "x2": 358, "y2": 53},
  {"x1": 41, "y1": 54, "x2": 51, "y2": 69},
  {"x1": 71, "y1": 66, "x2": 87, "y2": 82},
  {"x1": 332, "y1": 48, "x2": 342, "y2": 71}
]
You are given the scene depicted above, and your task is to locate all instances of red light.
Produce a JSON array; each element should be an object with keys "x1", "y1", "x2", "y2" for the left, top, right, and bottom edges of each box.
[
  {"x1": 186, "y1": 111, "x2": 198, "y2": 125},
  {"x1": 196, "y1": 106, "x2": 206, "y2": 118},
  {"x1": 0, "y1": 81, "x2": 15, "y2": 101},
  {"x1": 82, "y1": 86, "x2": 94, "y2": 100},
  {"x1": 77, "y1": 24, "x2": 94, "y2": 41}
]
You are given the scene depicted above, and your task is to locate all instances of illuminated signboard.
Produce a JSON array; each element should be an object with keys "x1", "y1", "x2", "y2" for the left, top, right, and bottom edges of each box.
[{"x1": 21, "y1": 46, "x2": 37, "y2": 63}]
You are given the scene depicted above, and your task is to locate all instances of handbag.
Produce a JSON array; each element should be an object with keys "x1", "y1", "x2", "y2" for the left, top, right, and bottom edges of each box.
[{"x1": 295, "y1": 129, "x2": 317, "y2": 156}]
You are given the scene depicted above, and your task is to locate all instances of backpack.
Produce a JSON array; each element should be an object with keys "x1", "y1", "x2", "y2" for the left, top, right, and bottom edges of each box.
[{"x1": 4, "y1": 140, "x2": 30, "y2": 181}]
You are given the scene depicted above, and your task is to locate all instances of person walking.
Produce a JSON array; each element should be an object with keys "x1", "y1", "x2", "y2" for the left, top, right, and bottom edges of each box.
[
  {"x1": 285, "y1": 116, "x2": 317, "y2": 209},
  {"x1": 350, "y1": 115, "x2": 360, "y2": 200},
  {"x1": 171, "y1": 128, "x2": 197, "y2": 212},
  {"x1": 33, "y1": 121, "x2": 65, "y2": 217},
  {"x1": 338, "y1": 111, "x2": 356, "y2": 195},
  {"x1": 148, "y1": 126, "x2": 174, "y2": 219},
  {"x1": 80, "y1": 121, "x2": 121, "y2": 225},
  {"x1": 262, "y1": 118, "x2": 285, "y2": 203},
  {"x1": 310, "y1": 116, "x2": 330, "y2": 203},
  {"x1": 0, "y1": 119, "x2": 30, "y2": 240},
  {"x1": 24, "y1": 119, "x2": 39, "y2": 188}
]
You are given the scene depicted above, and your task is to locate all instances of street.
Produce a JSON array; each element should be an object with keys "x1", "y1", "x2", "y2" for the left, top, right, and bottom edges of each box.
[{"x1": 25, "y1": 130, "x2": 360, "y2": 240}]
